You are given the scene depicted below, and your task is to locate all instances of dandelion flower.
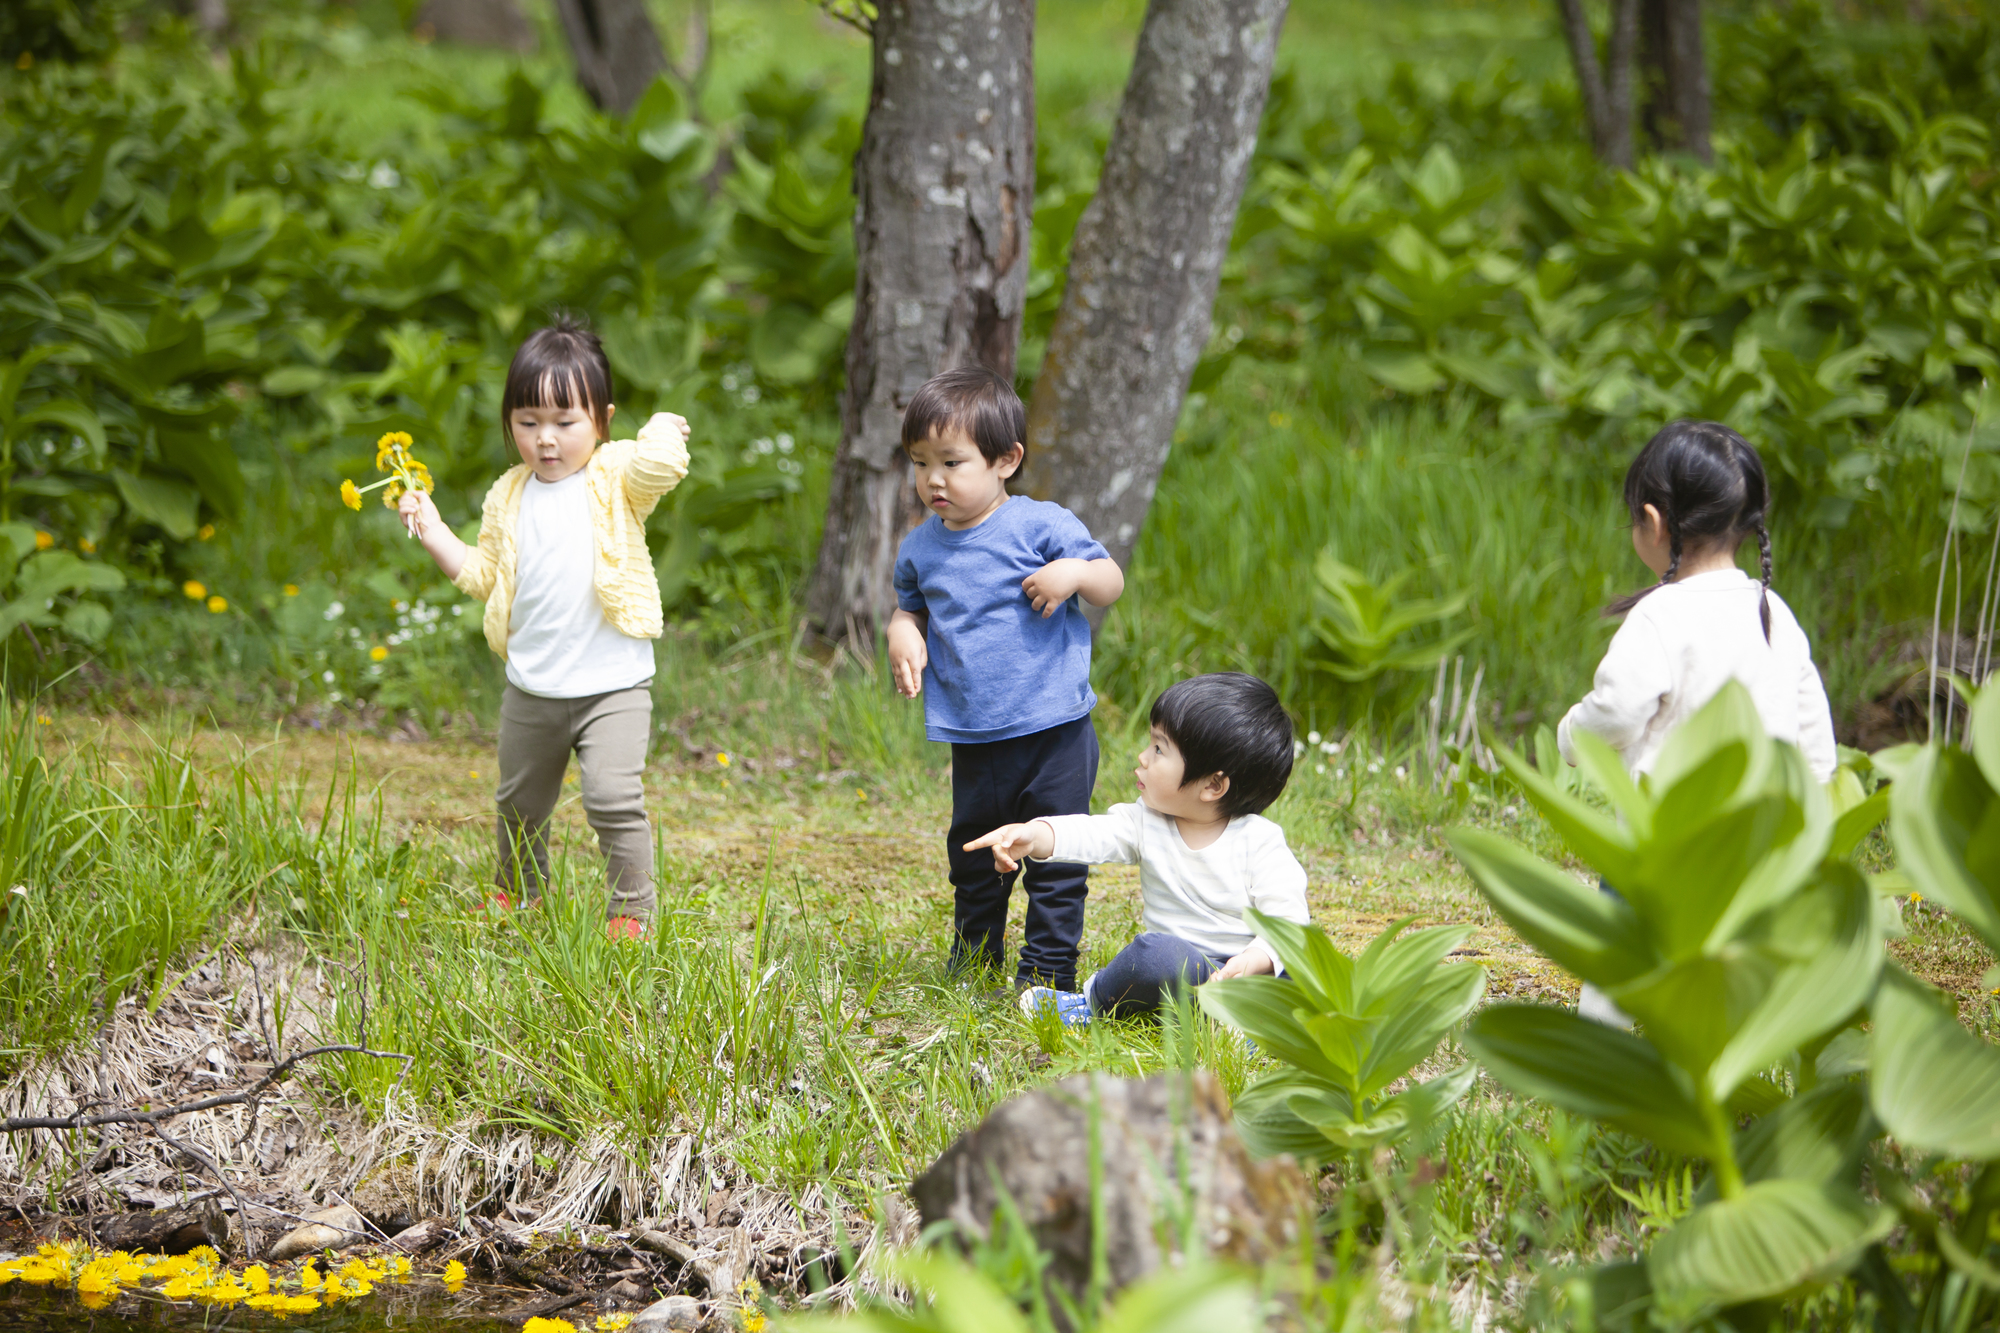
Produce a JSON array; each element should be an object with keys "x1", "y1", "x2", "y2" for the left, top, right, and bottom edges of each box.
[
  {"x1": 299, "y1": 1262, "x2": 322, "y2": 1291},
  {"x1": 440, "y1": 1259, "x2": 466, "y2": 1289},
  {"x1": 597, "y1": 1316, "x2": 636, "y2": 1332},
  {"x1": 340, "y1": 479, "x2": 362, "y2": 510},
  {"x1": 79, "y1": 537, "x2": 95, "y2": 553},
  {"x1": 183, "y1": 580, "x2": 206, "y2": 600},
  {"x1": 33, "y1": 530, "x2": 53, "y2": 550},
  {"x1": 370, "y1": 645, "x2": 389, "y2": 662},
  {"x1": 715, "y1": 752, "x2": 730, "y2": 766},
  {"x1": 207, "y1": 595, "x2": 227, "y2": 613},
  {"x1": 197, "y1": 523, "x2": 216, "y2": 541},
  {"x1": 243, "y1": 1265, "x2": 270, "y2": 1294},
  {"x1": 523, "y1": 1318, "x2": 579, "y2": 1333},
  {"x1": 284, "y1": 583, "x2": 300, "y2": 596}
]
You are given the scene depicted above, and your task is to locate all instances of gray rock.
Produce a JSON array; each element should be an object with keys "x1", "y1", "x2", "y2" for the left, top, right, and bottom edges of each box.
[
  {"x1": 386, "y1": 1217, "x2": 454, "y2": 1253},
  {"x1": 267, "y1": 1202, "x2": 367, "y2": 1260},
  {"x1": 631, "y1": 1293, "x2": 704, "y2": 1331},
  {"x1": 910, "y1": 1070, "x2": 1306, "y2": 1307}
]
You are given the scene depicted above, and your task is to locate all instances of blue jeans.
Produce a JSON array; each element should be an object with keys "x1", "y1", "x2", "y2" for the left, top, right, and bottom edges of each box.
[{"x1": 1089, "y1": 933, "x2": 1229, "y2": 1021}]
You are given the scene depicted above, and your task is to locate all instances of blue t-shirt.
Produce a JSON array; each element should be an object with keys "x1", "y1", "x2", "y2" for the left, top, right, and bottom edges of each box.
[{"x1": 893, "y1": 496, "x2": 1110, "y2": 743}]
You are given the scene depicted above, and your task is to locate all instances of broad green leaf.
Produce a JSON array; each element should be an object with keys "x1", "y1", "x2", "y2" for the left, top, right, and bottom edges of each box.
[
  {"x1": 18, "y1": 399, "x2": 106, "y2": 464},
  {"x1": 1647, "y1": 681, "x2": 1771, "y2": 795},
  {"x1": 1609, "y1": 955, "x2": 1748, "y2": 1080},
  {"x1": 1870, "y1": 969, "x2": 2000, "y2": 1159},
  {"x1": 1888, "y1": 744, "x2": 2000, "y2": 956},
  {"x1": 1708, "y1": 866, "x2": 1881, "y2": 1101},
  {"x1": 1243, "y1": 909, "x2": 1355, "y2": 1013},
  {"x1": 1570, "y1": 728, "x2": 1653, "y2": 837},
  {"x1": 1830, "y1": 788, "x2": 1889, "y2": 859},
  {"x1": 1972, "y1": 684, "x2": 2000, "y2": 796},
  {"x1": 1354, "y1": 919, "x2": 1475, "y2": 1011},
  {"x1": 1095, "y1": 1263, "x2": 1262, "y2": 1333},
  {"x1": 1648, "y1": 1179, "x2": 1890, "y2": 1313},
  {"x1": 1197, "y1": 977, "x2": 1344, "y2": 1083},
  {"x1": 1489, "y1": 741, "x2": 1640, "y2": 884},
  {"x1": 1447, "y1": 829, "x2": 1652, "y2": 985},
  {"x1": 111, "y1": 469, "x2": 200, "y2": 541},
  {"x1": 158, "y1": 427, "x2": 246, "y2": 519},
  {"x1": 1233, "y1": 1068, "x2": 1353, "y2": 1160},
  {"x1": 1297, "y1": 1010, "x2": 1369, "y2": 1084},
  {"x1": 1627, "y1": 795, "x2": 1800, "y2": 959},
  {"x1": 1734, "y1": 1079, "x2": 1872, "y2": 1190},
  {"x1": 1464, "y1": 1004, "x2": 1717, "y2": 1157},
  {"x1": 1356, "y1": 962, "x2": 1485, "y2": 1099}
]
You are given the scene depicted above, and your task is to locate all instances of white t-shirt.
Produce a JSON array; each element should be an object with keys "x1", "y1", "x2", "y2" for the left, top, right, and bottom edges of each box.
[
  {"x1": 1557, "y1": 569, "x2": 1837, "y2": 781},
  {"x1": 1038, "y1": 802, "x2": 1310, "y2": 966},
  {"x1": 505, "y1": 470, "x2": 655, "y2": 699}
]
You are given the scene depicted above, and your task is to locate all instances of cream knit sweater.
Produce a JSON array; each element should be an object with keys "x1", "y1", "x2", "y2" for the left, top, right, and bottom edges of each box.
[{"x1": 453, "y1": 417, "x2": 690, "y2": 660}]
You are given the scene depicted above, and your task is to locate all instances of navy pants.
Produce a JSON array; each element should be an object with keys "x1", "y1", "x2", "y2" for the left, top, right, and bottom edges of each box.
[
  {"x1": 1089, "y1": 933, "x2": 1229, "y2": 1020},
  {"x1": 947, "y1": 715, "x2": 1099, "y2": 990}
]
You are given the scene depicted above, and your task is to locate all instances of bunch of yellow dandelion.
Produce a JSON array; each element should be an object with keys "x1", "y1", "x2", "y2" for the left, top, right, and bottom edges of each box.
[{"x1": 339, "y1": 431, "x2": 434, "y2": 533}]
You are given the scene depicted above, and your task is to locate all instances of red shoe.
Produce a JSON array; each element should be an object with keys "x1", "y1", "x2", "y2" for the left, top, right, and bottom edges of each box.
[
  {"x1": 471, "y1": 890, "x2": 516, "y2": 916},
  {"x1": 606, "y1": 915, "x2": 646, "y2": 940}
]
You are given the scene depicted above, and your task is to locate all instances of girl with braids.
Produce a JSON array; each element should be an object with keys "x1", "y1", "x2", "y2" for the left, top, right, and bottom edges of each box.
[{"x1": 1558, "y1": 419, "x2": 1837, "y2": 784}]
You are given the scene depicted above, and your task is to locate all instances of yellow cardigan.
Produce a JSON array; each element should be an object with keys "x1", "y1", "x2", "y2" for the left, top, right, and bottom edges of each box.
[{"x1": 452, "y1": 418, "x2": 690, "y2": 660}]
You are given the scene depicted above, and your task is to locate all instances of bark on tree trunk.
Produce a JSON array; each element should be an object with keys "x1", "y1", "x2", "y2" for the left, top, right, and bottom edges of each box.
[
  {"x1": 1014, "y1": 0, "x2": 1288, "y2": 573},
  {"x1": 1637, "y1": 0, "x2": 1712, "y2": 161},
  {"x1": 550, "y1": 0, "x2": 669, "y2": 116},
  {"x1": 414, "y1": 0, "x2": 538, "y2": 52},
  {"x1": 804, "y1": 0, "x2": 1036, "y2": 641},
  {"x1": 1554, "y1": 0, "x2": 1639, "y2": 168}
]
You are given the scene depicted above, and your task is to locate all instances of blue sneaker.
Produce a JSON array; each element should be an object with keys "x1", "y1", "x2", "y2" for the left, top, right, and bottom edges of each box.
[{"x1": 1019, "y1": 985, "x2": 1092, "y2": 1027}]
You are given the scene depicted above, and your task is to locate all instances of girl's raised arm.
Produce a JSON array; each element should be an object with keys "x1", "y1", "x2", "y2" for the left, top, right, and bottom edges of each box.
[{"x1": 619, "y1": 412, "x2": 692, "y2": 511}]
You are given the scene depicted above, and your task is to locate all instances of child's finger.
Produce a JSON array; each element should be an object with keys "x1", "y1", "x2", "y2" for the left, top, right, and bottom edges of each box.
[{"x1": 963, "y1": 829, "x2": 1002, "y2": 851}]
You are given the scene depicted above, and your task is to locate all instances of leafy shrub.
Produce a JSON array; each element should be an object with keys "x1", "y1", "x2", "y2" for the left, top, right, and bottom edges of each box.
[
  {"x1": 1447, "y1": 679, "x2": 2000, "y2": 1325},
  {"x1": 1199, "y1": 911, "x2": 1483, "y2": 1161}
]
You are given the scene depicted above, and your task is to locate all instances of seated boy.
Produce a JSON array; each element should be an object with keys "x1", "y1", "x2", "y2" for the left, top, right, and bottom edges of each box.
[
  {"x1": 887, "y1": 366, "x2": 1125, "y2": 993},
  {"x1": 966, "y1": 672, "x2": 1309, "y2": 1025}
]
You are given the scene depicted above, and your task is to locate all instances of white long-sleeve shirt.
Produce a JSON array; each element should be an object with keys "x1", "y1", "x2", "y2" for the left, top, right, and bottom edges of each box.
[
  {"x1": 1557, "y1": 569, "x2": 1837, "y2": 781},
  {"x1": 1037, "y1": 802, "x2": 1310, "y2": 965}
]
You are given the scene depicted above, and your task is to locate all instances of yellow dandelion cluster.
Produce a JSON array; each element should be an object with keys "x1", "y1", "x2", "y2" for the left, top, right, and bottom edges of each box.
[
  {"x1": 0, "y1": 1240, "x2": 417, "y2": 1318},
  {"x1": 341, "y1": 430, "x2": 433, "y2": 515},
  {"x1": 597, "y1": 1315, "x2": 636, "y2": 1332}
]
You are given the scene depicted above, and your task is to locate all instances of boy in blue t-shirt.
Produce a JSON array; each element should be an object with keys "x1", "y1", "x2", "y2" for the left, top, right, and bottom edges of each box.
[{"x1": 888, "y1": 366, "x2": 1125, "y2": 992}]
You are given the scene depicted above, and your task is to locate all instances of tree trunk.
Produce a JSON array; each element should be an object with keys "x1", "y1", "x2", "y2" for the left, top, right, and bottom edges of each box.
[
  {"x1": 1014, "y1": 0, "x2": 1288, "y2": 573},
  {"x1": 414, "y1": 0, "x2": 538, "y2": 52},
  {"x1": 804, "y1": 0, "x2": 1036, "y2": 640},
  {"x1": 1554, "y1": 0, "x2": 1639, "y2": 168},
  {"x1": 550, "y1": 0, "x2": 668, "y2": 116},
  {"x1": 1637, "y1": 0, "x2": 1711, "y2": 161}
]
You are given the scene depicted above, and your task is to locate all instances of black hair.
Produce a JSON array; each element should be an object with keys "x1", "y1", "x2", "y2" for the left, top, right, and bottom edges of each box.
[
  {"x1": 1608, "y1": 419, "x2": 1774, "y2": 641},
  {"x1": 900, "y1": 365, "x2": 1027, "y2": 466},
  {"x1": 1148, "y1": 673, "x2": 1295, "y2": 819},
  {"x1": 502, "y1": 313, "x2": 614, "y2": 442}
]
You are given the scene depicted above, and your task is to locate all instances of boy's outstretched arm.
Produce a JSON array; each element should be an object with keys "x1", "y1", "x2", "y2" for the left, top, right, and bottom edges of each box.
[
  {"x1": 964, "y1": 820, "x2": 1056, "y2": 874},
  {"x1": 887, "y1": 608, "x2": 928, "y2": 698},
  {"x1": 1022, "y1": 557, "x2": 1124, "y2": 617}
]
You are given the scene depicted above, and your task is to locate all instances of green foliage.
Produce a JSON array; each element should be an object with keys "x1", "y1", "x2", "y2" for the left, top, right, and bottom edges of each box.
[
  {"x1": 1301, "y1": 551, "x2": 1471, "y2": 686},
  {"x1": 1236, "y1": 9, "x2": 2000, "y2": 531},
  {"x1": 1198, "y1": 910, "x2": 1483, "y2": 1161},
  {"x1": 1451, "y1": 679, "x2": 2000, "y2": 1325},
  {"x1": 776, "y1": 1251, "x2": 1259, "y2": 1333}
]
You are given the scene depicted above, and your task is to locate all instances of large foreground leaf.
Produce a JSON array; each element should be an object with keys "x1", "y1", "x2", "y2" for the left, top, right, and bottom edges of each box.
[
  {"x1": 1870, "y1": 969, "x2": 2000, "y2": 1159},
  {"x1": 1888, "y1": 743, "x2": 2000, "y2": 957},
  {"x1": 1648, "y1": 1179, "x2": 1890, "y2": 1314},
  {"x1": 1464, "y1": 1004, "x2": 1715, "y2": 1156},
  {"x1": 1447, "y1": 829, "x2": 1651, "y2": 984}
]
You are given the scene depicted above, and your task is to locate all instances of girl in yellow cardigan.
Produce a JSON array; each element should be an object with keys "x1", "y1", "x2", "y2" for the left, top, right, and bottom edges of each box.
[{"x1": 400, "y1": 316, "x2": 691, "y2": 938}]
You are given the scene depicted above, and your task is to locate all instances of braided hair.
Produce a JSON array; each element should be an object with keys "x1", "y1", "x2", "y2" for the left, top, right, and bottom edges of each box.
[{"x1": 1605, "y1": 420, "x2": 1774, "y2": 642}]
